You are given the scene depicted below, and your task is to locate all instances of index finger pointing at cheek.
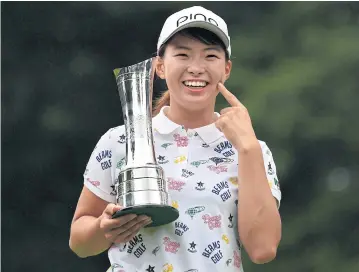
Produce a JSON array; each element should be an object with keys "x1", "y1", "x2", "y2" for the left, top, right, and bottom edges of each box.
[{"x1": 218, "y1": 82, "x2": 243, "y2": 107}]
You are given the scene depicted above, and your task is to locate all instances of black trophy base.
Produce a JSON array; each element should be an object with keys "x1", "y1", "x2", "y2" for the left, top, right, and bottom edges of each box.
[{"x1": 112, "y1": 204, "x2": 179, "y2": 228}]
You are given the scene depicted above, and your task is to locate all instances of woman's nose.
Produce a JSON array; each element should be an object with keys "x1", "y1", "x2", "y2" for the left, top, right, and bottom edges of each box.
[{"x1": 187, "y1": 60, "x2": 205, "y2": 75}]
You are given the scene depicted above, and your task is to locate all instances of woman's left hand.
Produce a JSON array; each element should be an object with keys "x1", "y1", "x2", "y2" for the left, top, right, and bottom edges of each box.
[{"x1": 215, "y1": 82, "x2": 258, "y2": 151}]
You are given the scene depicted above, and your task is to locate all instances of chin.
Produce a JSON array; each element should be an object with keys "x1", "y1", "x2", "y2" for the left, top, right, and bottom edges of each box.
[{"x1": 180, "y1": 95, "x2": 213, "y2": 111}]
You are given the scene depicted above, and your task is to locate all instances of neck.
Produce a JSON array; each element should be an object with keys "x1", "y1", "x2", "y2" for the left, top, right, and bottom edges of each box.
[{"x1": 165, "y1": 102, "x2": 217, "y2": 129}]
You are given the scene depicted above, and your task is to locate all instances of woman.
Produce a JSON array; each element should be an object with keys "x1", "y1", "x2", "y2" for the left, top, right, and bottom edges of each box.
[{"x1": 69, "y1": 6, "x2": 282, "y2": 272}]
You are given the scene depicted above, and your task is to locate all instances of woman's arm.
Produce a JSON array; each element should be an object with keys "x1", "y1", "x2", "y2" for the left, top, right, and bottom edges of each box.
[
  {"x1": 69, "y1": 186, "x2": 113, "y2": 258},
  {"x1": 237, "y1": 141, "x2": 282, "y2": 264}
]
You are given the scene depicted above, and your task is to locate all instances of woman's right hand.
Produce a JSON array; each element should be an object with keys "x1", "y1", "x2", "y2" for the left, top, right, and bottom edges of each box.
[{"x1": 99, "y1": 204, "x2": 152, "y2": 244}]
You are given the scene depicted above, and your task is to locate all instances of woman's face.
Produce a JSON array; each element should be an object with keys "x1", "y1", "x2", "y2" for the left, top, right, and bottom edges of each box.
[{"x1": 156, "y1": 33, "x2": 232, "y2": 111}]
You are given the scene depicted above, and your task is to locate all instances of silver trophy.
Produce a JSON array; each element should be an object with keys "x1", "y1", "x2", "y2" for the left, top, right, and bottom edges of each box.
[{"x1": 112, "y1": 58, "x2": 179, "y2": 227}]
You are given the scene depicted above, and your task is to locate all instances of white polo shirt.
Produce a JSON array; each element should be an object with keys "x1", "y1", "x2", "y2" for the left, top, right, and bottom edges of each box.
[{"x1": 84, "y1": 106, "x2": 281, "y2": 272}]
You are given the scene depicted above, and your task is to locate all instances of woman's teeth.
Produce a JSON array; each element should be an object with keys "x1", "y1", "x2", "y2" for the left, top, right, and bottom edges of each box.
[{"x1": 183, "y1": 81, "x2": 207, "y2": 88}]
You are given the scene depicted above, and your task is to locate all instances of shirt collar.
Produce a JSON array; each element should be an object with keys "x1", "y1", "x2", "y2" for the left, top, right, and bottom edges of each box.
[{"x1": 152, "y1": 106, "x2": 224, "y2": 144}]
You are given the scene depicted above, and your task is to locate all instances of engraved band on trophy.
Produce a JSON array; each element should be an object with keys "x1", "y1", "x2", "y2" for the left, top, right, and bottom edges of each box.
[{"x1": 112, "y1": 58, "x2": 179, "y2": 227}]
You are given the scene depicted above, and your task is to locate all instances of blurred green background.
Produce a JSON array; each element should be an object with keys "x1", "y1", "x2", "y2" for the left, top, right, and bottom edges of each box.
[{"x1": 2, "y1": 2, "x2": 359, "y2": 272}]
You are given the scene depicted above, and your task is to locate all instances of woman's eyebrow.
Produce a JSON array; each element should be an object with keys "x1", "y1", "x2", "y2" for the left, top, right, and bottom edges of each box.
[
  {"x1": 204, "y1": 46, "x2": 221, "y2": 52},
  {"x1": 173, "y1": 45, "x2": 191, "y2": 50}
]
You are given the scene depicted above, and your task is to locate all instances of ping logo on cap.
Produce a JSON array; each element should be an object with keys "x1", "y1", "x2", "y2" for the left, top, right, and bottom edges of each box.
[{"x1": 176, "y1": 13, "x2": 219, "y2": 27}]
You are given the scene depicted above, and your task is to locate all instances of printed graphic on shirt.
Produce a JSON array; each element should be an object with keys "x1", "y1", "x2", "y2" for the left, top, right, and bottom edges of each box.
[
  {"x1": 202, "y1": 214, "x2": 222, "y2": 230},
  {"x1": 214, "y1": 140, "x2": 235, "y2": 157},
  {"x1": 268, "y1": 177, "x2": 280, "y2": 190},
  {"x1": 152, "y1": 246, "x2": 160, "y2": 256},
  {"x1": 267, "y1": 162, "x2": 275, "y2": 175},
  {"x1": 162, "y1": 263, "x2": 174, "y2": 272},
  {"x1": 118, "y1": 243, "x2": 127, "y2": 252},
  {"x1": 111, "y1": 263, "x2": 125, "y2": 272},
  {"x1": 174, "y1": 155, "x2": 187, "y2": 164},
  {"x1": 236, "y1": 239, "x2": 242, "y2": 249},
  {"x1": 202, "y1": 143, "x2": 210, "y2": 148},
  {"x1": 110, "y1": 184, "x2": 116, "y2": 196},
  {"x1": 173, "y1": 133, "x2": 188, "y2": 147},
  {"x1": 86, "y1": 177, "x2": 100, "y2": 187},
  {"x1": 157, "y1": 155, "x2": 169, "y2": 164},
  {"x1": 118, "y1": 134, "x2": 126, "y2": 144},
  {"x1": 235, "y1": 199, "x2": 238, "y2": 206},
  {"x1": 228, "y1": 214, "x2": 234, "y2": 228},
  {"x1": 222, "y1": 234, "x2": 230, "y2": 244},
  {"x1": 207, "y1": 165, "x2": 228, "y2": 174},
  {"x1": 228, "y1": 177, "x2": 238, "y2": 186},
  {"x1": 161, "y1": 143, "x2": 173, "y2": 149},
  {"x1": 171, "y1": 200, "x2": 179, "y2": 209},
  {"x1": 212, "y1": 180, "x2": 232, "y2": 202},
  {"x1": 116, "y1": 157, "x2": 126, "y2": 169},
  {"x1": 226, "y1": 258, "x2": 233, "y2": 266},
  {"x1": 96, "y1": 150, "x2": 112, "y2": 170},
  {"x1": 168, "y1": 178, "x2": 186, "y2": 192},
  {"x1": 202, "y1": 240, "x2": 224, "y2": 264},
  {"x1": 126, "y1": 234, "x2": 147, "y2": 258},
  {"x1": 163, "y1": 237, "x2": 180, "y2": 254},
  {"x1": 146, "y1": 265, "x2": 155, "y2": 272},
  {"x1": 195, "y1": 181, "x2": 205, "y2": 191},
  {"x1": 233, "y1": 250, "x2": 242, "y2": 268},
  {"x1": 209, "y1": 157, "x2": 234, "y2": 166},
  {"x1": 190, "y1": 160, "x2": 208, "y2": 168},
  {"x1": 186, "y1": 241, "x2": 197, "y2": 253},
  {"x1": 185, "y1": 206, "x2": 205, "y2": 219},
  {"x1": 184, "y1": 270, "x2": 199, "y2": 272},
  {"x1": 274, "y1": 177, "x2": 280, "y2": 188},
  {"x1": 182, "y1": 169, "x2": 194, "y2": 178},
  {"x1": 174, "y1": 221, "x2": 189, "y2": 236}
]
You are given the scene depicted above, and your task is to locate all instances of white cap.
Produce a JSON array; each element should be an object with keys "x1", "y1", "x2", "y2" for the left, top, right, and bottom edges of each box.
[{"x1": 157, "y1": 6, "x2": 231, "y2": 57}]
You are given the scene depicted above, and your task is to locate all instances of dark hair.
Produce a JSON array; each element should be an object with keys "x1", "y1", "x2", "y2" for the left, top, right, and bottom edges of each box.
[{"x1": 153, "y1": 28, "x2": 230, "y2": 116}]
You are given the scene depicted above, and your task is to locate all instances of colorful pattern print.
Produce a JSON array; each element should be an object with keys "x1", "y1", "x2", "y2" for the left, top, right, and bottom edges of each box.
[
  {"x1": 163, "y1": 237, "x2": 180, "y2": 253},
  {"x1": 207, "y1": 165, "x2": 228, "y2": 174},
  {"x1": 202, "y1": 214, "x2": 222, "y2": 230},
  {"x1": 173, "y1": 133, "x2": 188, "y2": 147},
  {"x1": 84, "y1": 108, "x2": 281, "y2": 272},
  {"x1": 168, "y1": 178, "x2": 186, "y2": 192},
  {"x1": 190, "y1": 160, "x2": 208, "y2": 168},
  {"x1": 86, "y1": 177, "x2": 100, "y2": 187},
  {"x1": 233, "y1": 250, "x2": 242, "y2": 268}
]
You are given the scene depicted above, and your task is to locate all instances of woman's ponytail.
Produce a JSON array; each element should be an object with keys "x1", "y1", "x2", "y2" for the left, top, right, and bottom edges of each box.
[{"x1": 153, "y1": 90, "x2": 170, "y2": 116}]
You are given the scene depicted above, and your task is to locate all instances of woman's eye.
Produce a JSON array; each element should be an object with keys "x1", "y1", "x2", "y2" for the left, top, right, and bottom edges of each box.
[{"x1": 176, "y1": 54, "x2": 188, "y2": 57}]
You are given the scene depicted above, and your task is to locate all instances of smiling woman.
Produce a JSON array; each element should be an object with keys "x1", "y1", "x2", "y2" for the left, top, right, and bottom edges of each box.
[
  {"x1": 153, "y1": 27, "x2": 231, "y2": 116},
  {"x1": 154, "y1": 28, "x2": 231, "y2": 119},
  {"x1": 69, "y1": 5, "x2": 282, "y2": 272},
  {"x1": 154, "y1": 27, "x2": 232, "y2": 129}
]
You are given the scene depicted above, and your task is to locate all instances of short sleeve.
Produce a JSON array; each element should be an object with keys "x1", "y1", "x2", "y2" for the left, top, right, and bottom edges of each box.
[
  {"x1": 260, "y1": 142, "x2": 282, "y2": 208},
  {"x1": 83, "y1": 128, "x2": 116, "y2": 203}
]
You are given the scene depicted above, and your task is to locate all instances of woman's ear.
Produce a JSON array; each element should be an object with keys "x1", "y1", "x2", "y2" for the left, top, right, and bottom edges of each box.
[
  {"x1": 155, "y1": 56, "x2": 165, "y2": 79},
  {"x1": 224, "y1": 60, "x2": 232, "y2": 80}
]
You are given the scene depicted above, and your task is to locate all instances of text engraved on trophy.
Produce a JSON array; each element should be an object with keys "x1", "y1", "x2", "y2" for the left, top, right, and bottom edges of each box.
[
  {"x1": 129, "y1": 115, "x2": 147, "y2": 139},
  {"x1": 117, "y1": 72, "x2": 150, "y2": 82}
]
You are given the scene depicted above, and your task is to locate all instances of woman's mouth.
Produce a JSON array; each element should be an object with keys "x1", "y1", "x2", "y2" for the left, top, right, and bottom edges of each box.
[{"x1": 182, "y1": 80, "x2": 209, "y2": 92}]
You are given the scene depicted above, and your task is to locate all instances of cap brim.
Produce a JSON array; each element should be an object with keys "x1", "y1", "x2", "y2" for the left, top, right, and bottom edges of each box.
[{"x1": 162, "y1": 21, "x2": 230, "y2": 50}]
